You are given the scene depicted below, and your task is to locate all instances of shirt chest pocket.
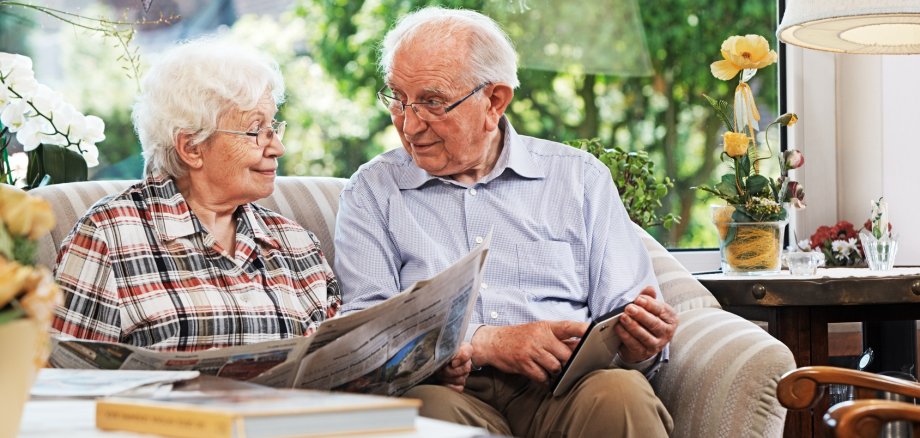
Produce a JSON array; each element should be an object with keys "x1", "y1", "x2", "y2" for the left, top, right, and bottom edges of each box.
[{"x1": 515, "y1": 241, "x2": 582, "y2": 300}]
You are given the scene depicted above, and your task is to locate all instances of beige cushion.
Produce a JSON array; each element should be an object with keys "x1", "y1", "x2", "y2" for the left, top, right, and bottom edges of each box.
[{"x1": 634, "y1": 223, "x2": 721, "y2": 313}]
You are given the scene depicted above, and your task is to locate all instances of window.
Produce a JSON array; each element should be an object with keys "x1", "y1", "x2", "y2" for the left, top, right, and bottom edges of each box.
[{"x1": 0, "y1": 0, "x2": 778, "y2": 250}]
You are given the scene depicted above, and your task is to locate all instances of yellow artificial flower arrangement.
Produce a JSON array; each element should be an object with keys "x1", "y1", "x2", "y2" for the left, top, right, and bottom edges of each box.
[
  {"x1": 0, "y1": 185, "x2": 59, "y2": 329},
  {"x1": 695, "y1": 35, "x2": 806, "y2": 274},
  {"x1": 696, "y1": 34, "x2": 804, "y2": 223}
]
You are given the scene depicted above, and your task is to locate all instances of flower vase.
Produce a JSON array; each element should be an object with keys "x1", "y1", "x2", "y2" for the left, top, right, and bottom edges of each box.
[
  {"x1": 712, "y1": 205, "x2": 786, "y2": 275},
  {"x1": 0, "y1": 319, "x2": 48, "y2": 437},
  {"x1": 859, "y1": 232, "x2": 898, "y2": 271}
]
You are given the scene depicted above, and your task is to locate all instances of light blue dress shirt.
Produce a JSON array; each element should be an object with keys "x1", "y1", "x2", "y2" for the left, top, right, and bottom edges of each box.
[{"x1": 335, "y1": 118, "x2": 662, "y2": 352}]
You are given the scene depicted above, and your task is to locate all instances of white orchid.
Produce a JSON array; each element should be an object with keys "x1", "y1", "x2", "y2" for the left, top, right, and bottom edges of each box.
[
  {"x1": 0, "y1": 99, "x2": 32, "y2": 131},
  {"x1": 1, "y1": 52, "x2": 104, "y2": 171}
]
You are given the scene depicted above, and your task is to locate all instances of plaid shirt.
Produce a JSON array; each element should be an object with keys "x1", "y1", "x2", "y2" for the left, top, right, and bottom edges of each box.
[{"x1": 52, "y1": 175, "x2": 341, "y2": 351}]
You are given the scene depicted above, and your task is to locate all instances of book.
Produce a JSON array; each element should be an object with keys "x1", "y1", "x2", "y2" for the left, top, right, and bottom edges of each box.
[
  {"x1": 50, "y1": 232, "x2": 491, "y2": 397},
  {"x1": 31, "y1": 369, "x2": 200, "y2": 398},
  {"x1": 551, "y1": 302, "x2": 630, "y2": 397},
  {"x1": 95, "y1": 387, "x2": 421, "y2": 438}
]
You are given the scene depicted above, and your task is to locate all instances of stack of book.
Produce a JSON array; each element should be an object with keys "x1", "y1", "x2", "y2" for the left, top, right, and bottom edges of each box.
[{"x1": 96, "y1": 387, "x2": 421, "y2": 438}]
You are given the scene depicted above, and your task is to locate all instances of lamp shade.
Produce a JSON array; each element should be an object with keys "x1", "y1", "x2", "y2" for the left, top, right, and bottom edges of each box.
[{"x1": 778, "y1": 0, "x2": 920, "y2": 54}]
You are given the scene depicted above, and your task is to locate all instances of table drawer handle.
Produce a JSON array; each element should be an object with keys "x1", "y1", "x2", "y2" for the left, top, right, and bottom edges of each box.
[
  {"x1": 912, "y1": 280, "x2": 920, "y2": 296},
  {"x1": 751, "y1": 284, "x2": 767, "y2": 300}
]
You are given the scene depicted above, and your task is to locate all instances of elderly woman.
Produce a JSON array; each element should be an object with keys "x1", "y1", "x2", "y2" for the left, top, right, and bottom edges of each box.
[{"x1": 52, "y1": 39, "x2": 340, "y2": 351}]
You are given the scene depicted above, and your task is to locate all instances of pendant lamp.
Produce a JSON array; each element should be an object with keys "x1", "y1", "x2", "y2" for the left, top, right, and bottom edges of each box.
[{"x1": 778, "y1": 1, "x2": 920, "y2": 54}]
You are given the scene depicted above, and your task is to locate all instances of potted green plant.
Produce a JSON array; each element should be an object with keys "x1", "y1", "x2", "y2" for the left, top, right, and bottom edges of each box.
[{"x1": 566, "y1": 138, "x2": 680, "y2": 231}]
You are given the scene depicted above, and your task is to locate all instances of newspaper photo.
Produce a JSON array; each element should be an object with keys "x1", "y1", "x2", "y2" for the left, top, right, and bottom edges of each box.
[{"x1": 48, "y1": 233, "x2": 490, "y2": 397}]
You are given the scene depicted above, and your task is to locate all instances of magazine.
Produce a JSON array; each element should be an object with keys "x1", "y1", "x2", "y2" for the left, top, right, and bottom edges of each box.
[{"x1": 49, "y1": 233, "x2": 490, "y2": 397}]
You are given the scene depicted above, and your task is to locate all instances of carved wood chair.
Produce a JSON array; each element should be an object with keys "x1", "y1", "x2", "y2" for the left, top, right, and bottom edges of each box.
[{"x1": 778, "y1": 366, "x2": 920, "y2": 437}]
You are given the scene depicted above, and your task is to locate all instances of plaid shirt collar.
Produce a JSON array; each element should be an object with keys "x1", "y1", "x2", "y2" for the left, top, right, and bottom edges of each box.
[{"x1": 143, "y1": 174, "x2": 280, "y2": 249}]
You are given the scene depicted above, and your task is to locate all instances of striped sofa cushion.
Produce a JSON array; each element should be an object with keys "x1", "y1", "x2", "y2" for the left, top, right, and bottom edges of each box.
[
  {"x1": 652, "y1": 307, "x2": 793, "y2": 438},
  {"x1": 29, "y1": 177, "x2": 348, "y2": 269},
  {"x1": 633, "y1": 223, "x2": 721, "y2": 312}
]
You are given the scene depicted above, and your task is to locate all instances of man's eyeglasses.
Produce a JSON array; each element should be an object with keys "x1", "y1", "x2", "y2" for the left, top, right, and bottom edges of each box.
[
  {"x1": 215, "y1": 120, "x2": 286, "y2": 147},
  {"x1": 377, "y1": 83, "x2": 489, "y2": 122}
]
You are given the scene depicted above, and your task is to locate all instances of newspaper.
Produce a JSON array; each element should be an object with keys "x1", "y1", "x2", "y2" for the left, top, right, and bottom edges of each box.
[{"x1": 49, "y1": 233, "x2": 490, "y2": 397}]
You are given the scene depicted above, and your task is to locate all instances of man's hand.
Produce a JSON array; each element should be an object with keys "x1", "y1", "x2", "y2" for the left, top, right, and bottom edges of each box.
[
  {"x1": 471, "y1": 320, "x2": 588, "y2": 383},
  {"x1": 433, "y1": 343, "x2": 473, "y2": 393},
  {"x1": 614, "y1": 286, "x2": 678, "y2": 363}
]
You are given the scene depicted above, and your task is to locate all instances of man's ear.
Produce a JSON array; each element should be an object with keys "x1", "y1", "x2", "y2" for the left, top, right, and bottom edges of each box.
[
  {"x1": 175, "y1": 132, "x2": 204, "y2": 170},
  {"x1": 484, "y1": 83, "x2": 513, "y2": 131}
]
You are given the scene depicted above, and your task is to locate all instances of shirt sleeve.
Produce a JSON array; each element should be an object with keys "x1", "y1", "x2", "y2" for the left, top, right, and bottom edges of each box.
[
  {"x1": 334, "y1": 175, "x2": 403, "y2": 314},
  {"x1": 307, "y1": 231, "x2": 342, "y2": 318},
  {"x1": 51, "y1": 215, "x2": 122, "y2": 343},
  {"x1": 582, "y1": 160, "x2": 670, "y2": 361}
]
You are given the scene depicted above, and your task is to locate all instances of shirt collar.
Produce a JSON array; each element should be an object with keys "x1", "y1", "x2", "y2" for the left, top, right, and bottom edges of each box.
[
  {"x1": 396, "y1": 117, "x2": 544, "y2": 190},
  {"x1": 145, "y1": 174, "x2": 279, "y2": 249}
]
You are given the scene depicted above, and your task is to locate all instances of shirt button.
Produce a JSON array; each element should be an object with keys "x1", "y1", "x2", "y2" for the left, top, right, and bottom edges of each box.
[
  {"x1": 240, "y1": 295, "x2": 250, "y2": 303},
  {"x1": 475, "y1": 236, "x2": 484, "y2": 244},
  {"x1": 469, "y1": 188, "x2": 477, "y2": 196},
  {"x1": 480, "y1": 282, "x2": 488, "y2": 290},
  {"x1": 490, "y1": 311, "x2": 499, "y2": 319}
]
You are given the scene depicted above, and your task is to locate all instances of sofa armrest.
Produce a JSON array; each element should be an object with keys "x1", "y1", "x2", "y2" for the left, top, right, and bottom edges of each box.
[{"x1": 653, "y1": 307, "x2": 795, "y2": 438}]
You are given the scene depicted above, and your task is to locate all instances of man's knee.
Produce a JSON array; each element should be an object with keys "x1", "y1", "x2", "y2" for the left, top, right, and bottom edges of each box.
[
  {"x1": 404, "y1": 384, "x2": 512, "y2": 434},
  {"x1": 404, "y1": 384, "x2": 464, "y2": 420},
  {"x1": 569, "y1": 369, "x2": 672, "y2": 436}
]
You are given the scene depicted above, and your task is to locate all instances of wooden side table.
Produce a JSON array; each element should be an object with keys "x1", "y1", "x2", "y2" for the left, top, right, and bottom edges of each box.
[{"x1": 696, "y1": 267, "x2": 920, "y2": 438}]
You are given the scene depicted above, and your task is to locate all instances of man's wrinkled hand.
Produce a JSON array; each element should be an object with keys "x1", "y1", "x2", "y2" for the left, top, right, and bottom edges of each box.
[
  {"x1": 434, "y1": 343, "x2": 473, "y2": 392},
  {"x1": 614, "y1": 286, "x2": 678, "y2": 363},
  {"x1": 471, "y1": 320, "x2": 588, "y2": 384}
]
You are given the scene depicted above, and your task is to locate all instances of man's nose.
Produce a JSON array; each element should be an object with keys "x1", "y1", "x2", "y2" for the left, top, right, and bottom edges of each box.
[{"x1": 400, "y1": 105, "x2": 428, "y2": 135}]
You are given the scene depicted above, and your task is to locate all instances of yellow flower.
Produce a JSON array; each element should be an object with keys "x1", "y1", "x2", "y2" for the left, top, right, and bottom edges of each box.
[
  {"x1": 723, "y1": 132, "x2": 750, "y2": 158},
  {"x1": 0, "y1": 259, "x2": 35, "y2": 309},
  {"x1": 0, "y1": 184, "x2": 55, "y2": 239},
  {"x1": 710, "y1": 35, "x2": 778, "y2": 81},
  {"x1": 19, "y1": 266, "x2": 61, "y2": 326}
]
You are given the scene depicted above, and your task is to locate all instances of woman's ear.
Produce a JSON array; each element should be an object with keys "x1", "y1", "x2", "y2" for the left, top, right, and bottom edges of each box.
[
  {"x1": 484, "y1": 83, "x2": 513, "y2": 131},
  {"x1": 175, "y1": 132, "x2": 204, "y2": 170}
]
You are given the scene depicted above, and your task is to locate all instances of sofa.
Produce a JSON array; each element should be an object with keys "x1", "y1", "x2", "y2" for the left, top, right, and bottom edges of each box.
[{"x1": 31, "y1": 176, "x2": 796, "y2": 437}]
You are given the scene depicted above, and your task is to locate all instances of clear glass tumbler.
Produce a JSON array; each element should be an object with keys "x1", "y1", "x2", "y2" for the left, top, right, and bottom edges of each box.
[{"x1": 859, "y1": 232, "x2": 899, "y2": 271}]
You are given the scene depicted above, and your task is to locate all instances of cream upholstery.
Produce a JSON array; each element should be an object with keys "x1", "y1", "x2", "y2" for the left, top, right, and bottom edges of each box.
[{"x1": 32, "y1": 178, "x2": 795, "y2": 437}]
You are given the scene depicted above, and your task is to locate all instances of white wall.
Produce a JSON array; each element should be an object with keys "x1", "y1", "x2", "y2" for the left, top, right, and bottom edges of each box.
[{"x1": 794, "y1": 48, "x2": 920, "y2": 264}]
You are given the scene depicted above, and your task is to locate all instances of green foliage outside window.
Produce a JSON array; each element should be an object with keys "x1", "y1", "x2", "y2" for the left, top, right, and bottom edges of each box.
[{"x1": 567, "y1": 138, "x2": 680, "y2": 231}]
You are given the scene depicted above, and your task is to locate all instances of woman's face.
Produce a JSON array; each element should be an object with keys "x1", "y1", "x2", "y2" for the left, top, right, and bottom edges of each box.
[{"x1": 198, "y1": 93, "x2": 284, "y2": 206}]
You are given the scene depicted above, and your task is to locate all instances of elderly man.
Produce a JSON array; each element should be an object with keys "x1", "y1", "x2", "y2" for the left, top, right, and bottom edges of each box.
[
  {"x1": 335, "y1": 7, "x2": 677, "y2": 437},
  {"x1": 53, "y1": 39, "x2": 340, "y2": 351}
]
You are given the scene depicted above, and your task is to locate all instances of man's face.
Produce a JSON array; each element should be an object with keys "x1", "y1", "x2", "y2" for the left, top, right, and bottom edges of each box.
[{"x1": 386, "y1": 39, "x2": 499, "y2": 183}]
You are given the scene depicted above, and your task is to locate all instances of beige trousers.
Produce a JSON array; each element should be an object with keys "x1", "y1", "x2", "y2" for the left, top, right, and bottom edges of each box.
[{"x1": 405, "y1": 367, "x2": 673, "y2": 438}]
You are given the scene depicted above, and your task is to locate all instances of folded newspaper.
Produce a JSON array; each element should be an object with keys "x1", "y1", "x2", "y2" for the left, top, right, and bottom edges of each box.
[{"x1": 49, "y1": 233, "x2": 491, "y2": 397}]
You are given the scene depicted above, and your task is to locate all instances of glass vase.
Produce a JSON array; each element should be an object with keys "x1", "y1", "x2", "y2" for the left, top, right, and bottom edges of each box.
[
  {"x1": 0, "y1": 319, "x2": 47, "y2": 437},
  {"x1": 859, "y1": 232, "x2": 898, "y2": 271},
  {"x1": 712, "y1": 205, "x2": 786, "y2": 276}
]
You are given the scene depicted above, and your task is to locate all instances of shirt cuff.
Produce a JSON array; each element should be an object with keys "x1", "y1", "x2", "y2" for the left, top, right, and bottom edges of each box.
[
  {"x1": 613, "y1": 352, "x2": 664, "y2": 380},
  {"x1": 465, "y1": 323, "x2": 484, "y2": 344}
]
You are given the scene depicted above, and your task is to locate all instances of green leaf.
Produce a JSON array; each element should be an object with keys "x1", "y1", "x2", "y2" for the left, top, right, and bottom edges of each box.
[
  {"x1": 702, "y1": 94, "x2": 735, "y2": 132},
  {"x1": 731, "y1": 208, "x2": 756, "y2": 223},
  {"x1": 746, "y1": 175, "x2": 770, "y2": 195},
  {"x1": 25, "y1": 144, "x2": 88, "y2": 188},
  {"x1": 718, "y1": 174, "x2": 738, "y2": 196},
  {"x1": 739, "y1": 155, "x2": 751, "y2": 177}
]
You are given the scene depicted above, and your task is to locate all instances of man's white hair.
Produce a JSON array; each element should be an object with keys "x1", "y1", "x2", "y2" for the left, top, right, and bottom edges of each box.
[
  {"x1": 133, "y1": 38, "x2": 285, "y2": 178},
  {"x1": 379, "y1": 7, "x2": 519, "y2": 89}
]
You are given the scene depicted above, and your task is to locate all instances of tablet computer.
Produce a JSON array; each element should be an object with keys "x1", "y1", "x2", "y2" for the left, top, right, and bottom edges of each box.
[{"x1": 551, "y1": 302, "x2": 630, "y2": 397}]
